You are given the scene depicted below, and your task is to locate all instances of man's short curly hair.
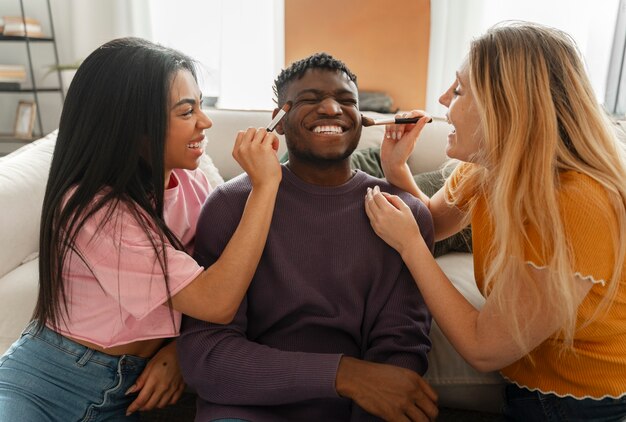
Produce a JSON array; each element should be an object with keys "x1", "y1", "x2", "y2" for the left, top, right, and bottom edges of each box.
[{"x1": 273, "y1": 52, "x2": 357, "y2": 106}]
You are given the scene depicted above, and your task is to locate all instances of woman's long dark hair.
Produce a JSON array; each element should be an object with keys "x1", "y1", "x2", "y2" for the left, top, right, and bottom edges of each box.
[{"x1": 34, "y1": 37, "x2": 196, "y2": 330}]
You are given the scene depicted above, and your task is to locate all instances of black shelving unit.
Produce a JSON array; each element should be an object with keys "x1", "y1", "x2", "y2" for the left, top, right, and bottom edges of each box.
[{"x1": 0, "y1": 0, "x2": 64, "y2": 142}]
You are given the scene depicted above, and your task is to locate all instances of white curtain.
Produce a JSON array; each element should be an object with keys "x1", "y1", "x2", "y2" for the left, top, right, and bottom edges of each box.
[
  {"x1": 426, "y1": 0, "x2": 620, "y2": 117},
  {"x1": 55, "y1": 0, "x2": 283, "y2": 110},
  {"x1": 147, "y1": 0, "x2": 284, "y2": 110},
  {"x1": 605, "y1": 0, "x2": 626, "y2": 115},
  {"x1": 426, "y1": 0, "x2": 485, "y2": 117},
  {"x1": 57, "y1": 0, "x2": 152, "y2": 63}
]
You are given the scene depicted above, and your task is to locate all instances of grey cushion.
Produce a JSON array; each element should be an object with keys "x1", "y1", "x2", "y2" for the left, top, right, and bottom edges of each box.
[{"x1": 413, "y1": 169, "x2": 472, "y2": 257}]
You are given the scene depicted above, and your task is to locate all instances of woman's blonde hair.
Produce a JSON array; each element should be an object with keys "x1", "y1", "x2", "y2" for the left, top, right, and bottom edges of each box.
[{"x1": 449, "y1": 21, "x2": 626, "y2": 351}]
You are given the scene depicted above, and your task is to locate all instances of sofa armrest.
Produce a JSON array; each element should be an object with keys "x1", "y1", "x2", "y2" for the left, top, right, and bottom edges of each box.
[
  {"x1": 0, "y1": 133, "x2": 55, "y2": 279},
  {"x1": 426, "y1": 253, "x2": 505, "y2": 413}
]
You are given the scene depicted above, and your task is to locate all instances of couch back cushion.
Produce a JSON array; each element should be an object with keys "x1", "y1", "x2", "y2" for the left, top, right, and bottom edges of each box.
[
  {"x1": 204, "y1": 109, "x2": 286, "y2": 181},
  {"x1": 203, "y1": 109, "x2": 450, "y2": 180},
  {"x1": 0, "y1": 132, "x2": 55, "y2": 278}
]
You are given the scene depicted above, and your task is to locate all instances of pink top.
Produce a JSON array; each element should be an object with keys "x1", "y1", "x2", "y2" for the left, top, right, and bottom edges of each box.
[{"x1": 51, "y1": 168, "x2": 211, "y2": 348}]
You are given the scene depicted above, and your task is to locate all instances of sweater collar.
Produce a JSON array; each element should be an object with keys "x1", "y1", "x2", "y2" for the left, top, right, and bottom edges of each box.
[{"x1": 281, "y1": 164, "x2": 369, "y2": 196}]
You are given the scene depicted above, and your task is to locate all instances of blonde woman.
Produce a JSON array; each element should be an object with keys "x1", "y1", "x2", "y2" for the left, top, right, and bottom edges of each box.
[{"x1": 365, "y1": 22, "x2": 626, "y2": 421}]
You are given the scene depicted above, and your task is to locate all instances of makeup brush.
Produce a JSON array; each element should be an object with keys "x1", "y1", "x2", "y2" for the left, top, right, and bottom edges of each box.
[
  {"x1": 267, "y1": 101, "x2": 293, "y2": 132},
  {"x1": 361, "y1": 115, "x2": 432, "y2": 127}
]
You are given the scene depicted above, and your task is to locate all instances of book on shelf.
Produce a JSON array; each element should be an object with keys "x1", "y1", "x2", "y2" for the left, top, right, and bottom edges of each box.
[
  {"x1": 0, "y1": 82, "x2": 21, "y2": 90},
  {"x1": 0, "y1": 64, "x2": 26, "y2": 83},
  {"x1": 2, "y1": 16, "x2": 44, "y2": 38}
]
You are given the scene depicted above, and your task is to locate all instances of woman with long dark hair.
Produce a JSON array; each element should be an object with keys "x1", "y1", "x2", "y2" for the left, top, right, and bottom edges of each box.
[{"x1": 0, "y1": 37, "x2": 281, "y2": 420}]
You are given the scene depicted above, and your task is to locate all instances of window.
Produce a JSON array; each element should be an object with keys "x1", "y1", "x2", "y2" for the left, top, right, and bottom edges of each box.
[
  {"x1": 148, "y1": 0, "x2": 284, "y2": 110},
  {"x1": 427, "y1": 0, "x2": 620, "y2": 115}
]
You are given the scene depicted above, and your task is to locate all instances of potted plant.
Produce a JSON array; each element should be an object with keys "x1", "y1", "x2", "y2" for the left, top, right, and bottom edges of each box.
[{"x1": 45, "y1": 61, "x2": 81, "y2": 95}]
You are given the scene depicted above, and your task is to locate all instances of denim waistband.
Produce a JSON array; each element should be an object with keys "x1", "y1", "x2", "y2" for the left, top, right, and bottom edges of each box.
[{"x1": 23, "y1": 320, "x2": 148, "y2": 371}]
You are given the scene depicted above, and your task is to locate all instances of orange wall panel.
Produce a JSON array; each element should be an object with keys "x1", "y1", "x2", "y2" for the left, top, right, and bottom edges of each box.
[{"x1": 285, "y1": 0, "x2": 430, "y2": 111}]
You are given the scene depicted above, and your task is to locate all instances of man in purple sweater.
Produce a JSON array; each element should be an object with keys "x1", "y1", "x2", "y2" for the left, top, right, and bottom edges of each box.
[{"x1": 178, "y1": 53, "x2": 437, "y2": 422}]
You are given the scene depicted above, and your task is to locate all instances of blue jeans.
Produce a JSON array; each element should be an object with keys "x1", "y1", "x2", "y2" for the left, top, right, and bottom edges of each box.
[
  {"x1": 0, "y1": 321, "x2": 147, "y2": 421},
  {"x1": 503, "y1": 383, "x2": 626, "y2": 421}
]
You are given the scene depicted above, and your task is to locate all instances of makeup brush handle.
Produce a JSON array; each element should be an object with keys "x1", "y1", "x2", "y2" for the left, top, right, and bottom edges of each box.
[{"x1": 395, "y1": 117, "x2": 432, "y2": 124}]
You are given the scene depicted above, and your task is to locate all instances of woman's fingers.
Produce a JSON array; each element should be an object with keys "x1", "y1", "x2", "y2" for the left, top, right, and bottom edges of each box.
[
  {"x1": 233, "y1": 127, "x2": 256, "y2": 160},
  {"x1": 382, "y1": 192, "x2": 411, "y2": 212},
  {"x1": 236, "y1": 127, "x2": 279, "y2": 152},
  {"x1": 371, "y1": 186, "x2": 397, "y2": 210},
  {"x1": 385, "y1": 110, "x2": 431, "y2": 141},
  {"x1": 232, "y1": 127, "x2": 282, "y2": 188}
]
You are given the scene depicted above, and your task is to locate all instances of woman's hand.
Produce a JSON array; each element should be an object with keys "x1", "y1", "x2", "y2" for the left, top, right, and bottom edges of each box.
[
  {"x1": 233, "y1": 127, "x2": 282, "y2": 190},
  {"x1": 380, "y1": 110, "x2": 431, "y2": 179},
  {"x1": 125, "y1": 341, "x2": 185, "y2": 416},
  {"x1": 365, "y1": 186, "x2": 423, "y2": 256}
]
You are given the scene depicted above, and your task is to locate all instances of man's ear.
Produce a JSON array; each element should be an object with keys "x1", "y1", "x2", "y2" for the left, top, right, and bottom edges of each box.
[{"x1": 271, "y1": 107, "x2": 286, "y2": 135}]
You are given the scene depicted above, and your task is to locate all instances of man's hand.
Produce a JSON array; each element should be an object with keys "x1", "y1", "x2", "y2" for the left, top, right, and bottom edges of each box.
[
  {"x1": 336, "y1": 356, "x2": 438, "y2": 422},
  {"x1": 125, "y1": 341, "x2": 185, "y2": 416}
]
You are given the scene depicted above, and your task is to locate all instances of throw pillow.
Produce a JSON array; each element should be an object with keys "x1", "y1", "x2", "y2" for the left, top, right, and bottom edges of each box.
[
  {"x1": 198, "y1": 153, "x2": 224, "y2": 189},
  {"x1": 413, "y1": 168, "x2": 472, "y2": 257}
]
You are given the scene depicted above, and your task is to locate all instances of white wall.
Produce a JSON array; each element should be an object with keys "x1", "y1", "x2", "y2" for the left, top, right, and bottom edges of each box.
[{"x1": 0, "y1": 0, "x2": 621, "y2": 147}]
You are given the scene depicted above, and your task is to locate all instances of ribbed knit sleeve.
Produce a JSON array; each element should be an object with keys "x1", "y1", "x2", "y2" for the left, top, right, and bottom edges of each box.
[
  {"x1": 360, "y1": 188, "x2": 433, "y2": 371},
  {"x1": 179, "y1": 307, "x2": 342, "y2": 405},
  {"x1": 351, "y1": 191, "x2": 433, "y2": 421}
]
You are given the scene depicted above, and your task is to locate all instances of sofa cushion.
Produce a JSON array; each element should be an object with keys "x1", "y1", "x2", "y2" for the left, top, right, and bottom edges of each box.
[
  {"x1": 0, "y1": 133, "x2": 55, "y2": 279},
  {"x1": 413, "y1": 169, "x2": 472, "y2": 257},
  {"x1": 0, "y1": 258, "x2": 39, "y2": 354},
  {"x1": 427, "y1": 253, "x2": 505, "y2": 413},
  {"x1": 204, "y1": 109, "x2": 287, "y2": 181}
]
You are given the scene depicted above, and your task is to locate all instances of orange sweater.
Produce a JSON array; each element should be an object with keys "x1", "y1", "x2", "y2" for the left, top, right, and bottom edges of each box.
[{"x1": 447, "y1": 163, "x2": 626, "y2": 399}]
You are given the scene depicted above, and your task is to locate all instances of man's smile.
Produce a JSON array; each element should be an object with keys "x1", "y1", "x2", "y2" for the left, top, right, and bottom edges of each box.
[{"x1": 312, "y1": 125, "x2": 345, "y2": 135}]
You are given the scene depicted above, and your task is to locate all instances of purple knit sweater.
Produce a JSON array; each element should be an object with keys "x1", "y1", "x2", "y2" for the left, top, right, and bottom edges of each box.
[{"x1": 178, "y1": 166, "x2": 434, "y2": 422}]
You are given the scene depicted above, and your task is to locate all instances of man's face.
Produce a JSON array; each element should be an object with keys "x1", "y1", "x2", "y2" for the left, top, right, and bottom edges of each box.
[{"x1": 277, "y1": 68, "x2": 361, "y2": 164}]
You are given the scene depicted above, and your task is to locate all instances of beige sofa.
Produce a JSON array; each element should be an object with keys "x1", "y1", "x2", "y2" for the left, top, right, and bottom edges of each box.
[{"x1": 0, "y1": 109, "x2": 505, "y2": 413}]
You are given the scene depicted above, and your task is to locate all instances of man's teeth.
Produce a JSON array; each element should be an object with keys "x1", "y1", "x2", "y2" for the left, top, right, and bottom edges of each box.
[
  {"x1": 187, "y1": 141, "x2": 202, "y2": 149},
  {"x1": 313, "y1": 125, "x2": 344, "y2": 134}
]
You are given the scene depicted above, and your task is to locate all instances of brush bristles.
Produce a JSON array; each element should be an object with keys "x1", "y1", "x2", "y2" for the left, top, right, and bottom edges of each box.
[
  {"x1": 267, "y1": 101, "x2": 293, "y2": 132},
  {"x1": 361, "y1": 116, "x2": 376, "y2": 127}
]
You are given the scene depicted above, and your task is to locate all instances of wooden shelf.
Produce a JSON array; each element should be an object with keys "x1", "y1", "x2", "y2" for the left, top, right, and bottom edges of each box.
[
  {"x1": 0, "y1": 134, "x2": 39, "y2": 142},
  {"x1": 0, "y1": 87, "x2": 62, "y2": 93},
  {"x1": 0, "y1": 35, "x2": 54, "y2": 42},
  {"x1": 1, "y1": 0, "x2": 63, "y2": 143}
]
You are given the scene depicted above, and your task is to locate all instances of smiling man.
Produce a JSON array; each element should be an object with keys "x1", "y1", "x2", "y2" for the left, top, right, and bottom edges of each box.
[{"x1": 178, "y1": 53, "x2": 437, "y2": 422}]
